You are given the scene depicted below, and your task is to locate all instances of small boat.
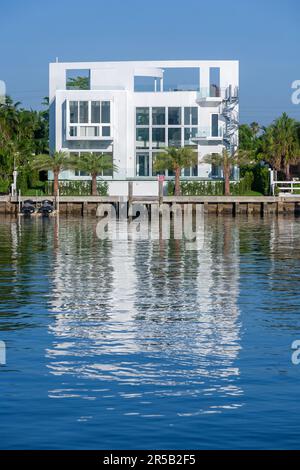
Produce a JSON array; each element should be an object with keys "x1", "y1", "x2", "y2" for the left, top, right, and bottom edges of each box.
[
  {"x1": 38, "y1": 200, "x2": 54, "y2": 215},
  {"x1": 21, "y1": 200, "x2": 36, "y2": 215}
]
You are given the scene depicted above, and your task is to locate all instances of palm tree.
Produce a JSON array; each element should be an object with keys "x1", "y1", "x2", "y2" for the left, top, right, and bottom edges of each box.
[
  {"x1": 153, "y1": 147, "x2": 197, "y2": 196},
  {"x1": 250, "y1": 122, "x2": 260, "y2": 137},
  {"x1": 72, "y1": 152, "x2": 117, "y2": 196},
  {"x1": 31, "y1": 151, "x2": 72, "y2": 196},
  {"x1": 203, "y1": 148, "x2": 253, "y2": 196},
  {"x1": 258, "y1": 113, "x2": 299, "y2": 179}
]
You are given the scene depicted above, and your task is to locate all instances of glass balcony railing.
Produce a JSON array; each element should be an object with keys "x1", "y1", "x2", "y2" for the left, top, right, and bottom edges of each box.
[
  {"x1": 197, "y1": 86, "x2": 239, "y2": 100},
  {"x1": 198, "y1": 86, "x2": 223, "y2": 99},
  {"x1": 195, "y1": 127, "x2": 224, "y2": 139}
]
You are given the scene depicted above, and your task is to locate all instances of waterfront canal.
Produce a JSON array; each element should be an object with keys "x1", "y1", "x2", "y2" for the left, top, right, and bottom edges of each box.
[{"x1": 1, "y1": 215, "x2": 300, "y2": 449}]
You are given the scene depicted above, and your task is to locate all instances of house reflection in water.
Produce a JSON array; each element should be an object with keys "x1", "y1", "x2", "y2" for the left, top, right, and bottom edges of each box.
[{"x1": 46, "y1": 216, "x2": 243, "y2": 416}]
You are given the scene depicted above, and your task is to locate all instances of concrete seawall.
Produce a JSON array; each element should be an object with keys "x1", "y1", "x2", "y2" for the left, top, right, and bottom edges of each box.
[{"x1": 1, "y1": 195, "x2": 300, "y2": 217}]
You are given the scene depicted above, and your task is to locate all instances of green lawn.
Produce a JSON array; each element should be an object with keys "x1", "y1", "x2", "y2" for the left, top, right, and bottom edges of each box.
[{"x1": 240, "y1": 190, "x2": 264, "y2": 196}]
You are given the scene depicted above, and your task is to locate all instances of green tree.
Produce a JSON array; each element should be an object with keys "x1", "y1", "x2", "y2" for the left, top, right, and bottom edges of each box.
[
  {"x1": 66, "y1": 76, "x2": 90, "y2": 90},
  {"x1": 31, "y1": 151, "x2": 73, "y2": 196},
  {"x1": 71, "y1": 152, "x2": 117, "y2": 196},
  {"x1": 0, "y1": 96, "x2": 50, "y2": 193},
  {"x1": 250, "y1": 121, "x2": 260, "y2": 137},
  {"x1": 203, "y1": 148, "x2": 253, "y2": 196},
  {"x1": 153, "y1": 147, "x2": 197, "y2": 196},
  {"x1": 239, "y1": 124, "x2": 260, "y2": 152},
  {"x1": 258, "y1": 113, "x2": 299, "y2": 179}
]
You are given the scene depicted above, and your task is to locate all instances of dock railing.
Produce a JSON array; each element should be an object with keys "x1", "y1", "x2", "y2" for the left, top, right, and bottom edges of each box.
[{"x1": 272, "y1": 180, "x2": 300, "y2": 196}]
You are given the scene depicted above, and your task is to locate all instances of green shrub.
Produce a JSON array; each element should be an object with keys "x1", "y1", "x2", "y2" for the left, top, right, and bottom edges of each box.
[
  {"x1": 240, "y1": 165, "x2": 270, "y2": 195},
  {"x1": 23, "y1": 189, "x2": 45, "y2": 196},
  {"x1": 0, "y1": 178, "x2": 10, "y2": 194},
  {"x1": 252, "y1": 166, "x2": 270, "y2": 195},
  {"x1": 17, "y1": 169, "x2": 30, "y2": 195},
  {"x1": 167, "y1": 175, "x2": 253, "y2": 196},
  {"x1": 46, "y1": 180, "x2": 108, "y2": 196}
]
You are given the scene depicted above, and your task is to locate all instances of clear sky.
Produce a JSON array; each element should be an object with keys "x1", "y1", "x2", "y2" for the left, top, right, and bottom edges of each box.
[{"x1": 0, "y1": 0, "x2": 299, "y2": 125}]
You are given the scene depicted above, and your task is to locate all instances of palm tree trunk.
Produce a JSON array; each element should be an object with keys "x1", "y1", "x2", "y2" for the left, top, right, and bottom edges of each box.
[
  {"x1": 92, "y1": 174, "x2": 98, "y2": 196},
  {"x1": 174, "y1": 167, "x2": 181, "y2": 196},
  {"x1": 53, "y1": 170, "x2": 59, "y2": 197},
  {"x1": 285, "y1": 163, "x2": 291, "y2": 181},
  {"x1": 224, "y1": 169, "x2": 231, "y2": 196}
]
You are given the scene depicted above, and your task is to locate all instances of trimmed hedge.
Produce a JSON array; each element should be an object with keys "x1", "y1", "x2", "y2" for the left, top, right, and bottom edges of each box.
[
  {"x1": 167, "y1": 173, "x2": 254, "y2": 196},
  {"x1": 46, "y1": 180, "x2": 108, "y2": 196}
]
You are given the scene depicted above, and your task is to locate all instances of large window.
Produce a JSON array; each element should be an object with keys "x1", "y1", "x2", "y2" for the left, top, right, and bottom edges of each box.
[
  {"x1": 91, "y1": 101, "x2": 101, "y2": 123},
  {"x1": 101, "y1": 102, "x2": 110, "y2": 123},
  {"x1": 184, "y1": 107, "x2": 198, "y2": 126},
  {"x1": 184, "y1": 128, "x2": 197, "y2": 146},
  {"x1": 69, "y1": 101, "x2": 111, "y2": 124},
  {"x1": 136, "y1": 128, "x2": 149, "y2": 148},
  {"x1": 66, "y1": 69, "x2": 90, "y2": 90},
  {"x1": 135, "y1": 106, "x2": 200, "y2": 177},
  {"x1": 136, "y1": 107, "x2": 149, "y2": 126},
  {"x1": 209, "y1": 67, "x2": 220, "y2": 97},
  {"x1": 152, "y1": 107, "x2": 165, "y2": 125},
  {"x1": 168, "y1": 128, "x2": 181, "y2": 147},
  {"x1": 72, "y1": 151, "x2": 114, "y2": 177},
  {"x1": 102, "y1": 126, "x2": 111, "y2": 137},
  {"x1": 79, "y1": 126, "x2": 99, "y2": 137},
  {"x1": 136, "y1": 153, "x2": 150, "y2": 176},
  {"x1": 152, "y1": 128, "x2": 165, "y2": 149},
  {"x1": 79, "y1": 101, "x2": 89, "y2": 123},
  {"x1": 70, "y1": 126, "x2": 77, "y2": 137},
  {"x1": 68, "y1": 100, "x2": 111, "y2": 139},
  {"x1": 168, "y1": 107, "x2": 181, "y2": 125},
  {"x1": 211, "y1": 114, "x2": 219, "y2": 137},
  {"x1": 211, "y1": 164, "x2": 221, "y2": 178},
  {"x1": 70, "y1": 101, "x2": 79, "y2": 123}
]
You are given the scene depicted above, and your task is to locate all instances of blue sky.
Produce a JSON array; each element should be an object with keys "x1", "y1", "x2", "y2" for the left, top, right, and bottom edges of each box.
[{"x1": 0, "y1": 0, "x2": 299, "y2": 124}]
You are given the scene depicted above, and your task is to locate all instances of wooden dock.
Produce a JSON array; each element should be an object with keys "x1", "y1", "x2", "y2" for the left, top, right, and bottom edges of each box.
[{"x1": 1, "y1": 195, "x2": 300, "y2": 216}]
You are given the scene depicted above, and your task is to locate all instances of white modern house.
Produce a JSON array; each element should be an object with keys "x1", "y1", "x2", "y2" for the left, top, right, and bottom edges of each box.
[{"x1": 49, "y1": 60, "x2": 239, "y2": 195}]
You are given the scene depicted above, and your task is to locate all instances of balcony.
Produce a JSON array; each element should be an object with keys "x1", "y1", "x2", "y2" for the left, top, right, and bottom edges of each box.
[
  {"x1": 197, "y1": 86, "x2": 239, "y2": 106},
  {"x1": 196, "y1": 87, "x2": 224, "y2": 105},
  {"x1": 192, "y1": 127, "x2": 224, "y2": 142}
]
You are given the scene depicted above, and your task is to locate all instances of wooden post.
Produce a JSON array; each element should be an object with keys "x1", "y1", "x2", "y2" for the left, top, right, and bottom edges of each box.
[
  {"x1": 234, "y1": 201, "x2": 240, "y2": 216},
  {"x1": 128, "y1": 181, "x2": 133, "y2": 217},
  {"x1": 204, "y1": 202, "x2": 209, "y2": 214},
  {"x1": 18, "y1": 189, "x2": 21, "y2": 214},
  {"x1": 67, "y1": 203, "x2": 72, "y2": 215},
  {"x1": 262, "y1": 202, "x2": 269, "y2": 216},
  {"x1": 128, "y1": 181, "x2": 133, "y2": 205},
  {"x1": 82, "y1": 201, "x2": 88, "y2": 216},
  {"x1": 217, "y1": 203, "x2": 223, "y2": 215},
  {"x1": 247, "y1": 203, "x2": 253, "y2": 215},
  {"x1": 277, "y1": 201, "x2": 284, "y2": 214},
  {"x1": 159, "y1": 179, "x2": 164, "y2": 205}
]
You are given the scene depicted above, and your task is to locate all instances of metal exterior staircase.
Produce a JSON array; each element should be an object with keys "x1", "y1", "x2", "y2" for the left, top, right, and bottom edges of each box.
[{"x1": 221, "y1": 85, "x2": 239, "y2": 154}]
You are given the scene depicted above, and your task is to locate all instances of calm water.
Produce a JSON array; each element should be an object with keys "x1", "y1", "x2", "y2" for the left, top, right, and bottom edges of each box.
[{"x1": 1, "y1": 214, "x2": 300, "y2": 449}]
